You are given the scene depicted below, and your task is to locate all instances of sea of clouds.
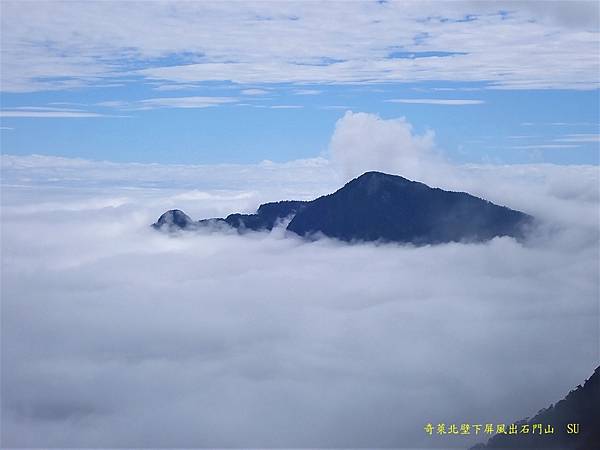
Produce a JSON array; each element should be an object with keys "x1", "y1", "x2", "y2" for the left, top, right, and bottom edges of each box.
[{"x1": 1, "y1": 113, "x2": 598, "y2": 448}]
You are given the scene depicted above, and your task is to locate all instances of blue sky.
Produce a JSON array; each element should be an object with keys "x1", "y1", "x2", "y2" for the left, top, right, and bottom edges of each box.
[{"x1": 0, "y1": 1, "x2": 598, "y2": 165}]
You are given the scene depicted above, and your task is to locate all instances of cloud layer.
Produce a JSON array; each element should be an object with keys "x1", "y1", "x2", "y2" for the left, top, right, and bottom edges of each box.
[
  {"x1": 1, "y1": 1, "x2": 598, "y2": 92},
  {"x1": 2, "y1": 176, "x2": 598, "y2": 448},
  {"x1": 1, "y1": 113, "x2": 599, "y2": 447}
]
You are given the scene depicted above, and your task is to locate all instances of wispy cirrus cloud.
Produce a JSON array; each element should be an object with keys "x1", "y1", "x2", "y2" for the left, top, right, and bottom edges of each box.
[
  {"x1": 0, "y1": 109, "x2": 108, "y2": 118},
  {"x1": 94, "y1": 96, "x2": 238, "y2": 111},
  {"x1": 136, "y1": 96, "x2": 237, "y2": 109},
  {"x1": 386, "y1": 98, "x2": 484, "y2": 105},
  {"x1": 319, "y1": 105, "x2": 352, "y2": 110},
  {"x1": 152, "y1": 83, "x2": 203, "y2": 92},
  {"x1": 293, "y1": 89, "x2": 321, "y2": 95},
  {"x1": 241, "y1": 88, "x2": 269, "y2": 96},
  {"x1": 511, "y1": 144, "x2": 581, "y2": 149},
  {"x1": 554, "y1": 133, "x2": 600, "y2": 143},
  {"x1": 0, "y1": 104, "x2": 132, "y2": 118},
  {"x1": 521, "y1": 122, "x2": 599, "y2": 127},
  {"x1": 502, "y1": 133, "x2": 600, "y2": 148},
  {"x1": 269, "y1": 105, "x2": 303, "y2": 109}
]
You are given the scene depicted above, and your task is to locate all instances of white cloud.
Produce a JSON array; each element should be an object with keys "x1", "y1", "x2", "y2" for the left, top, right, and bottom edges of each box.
[
  {"x1": 320, "y1": 105, "x2": 353, "y2": 110},
  {"x1": 550, "y1": 122, "x2": 598, "y2": 126},
  {"x1": 386, "y1": 98, "x2": 484, "y2": 105},
  {"x1": 515, "y1": 0, "x2": 600, "y2": 29},
  {"x1": 1, "y1": 153, "x2": 598, "y2": 447},
  {"x1": 270, "y1": 105, "x2": 303, "y2": 109},
  {"x1": 1, "y1": 1, "x2": 598, "y2": 92},
  {"x1": 96, "y1": 100, "x2": 129, "y2": 108},
  {"x1": 93, "y1": 97, "x2": 238, "y2": 111},
  {"x1": 152, "y1": 83, "x2": 203, "y2": 91},
  {"x1": 521, "y1": 122, "x2": 599, "y2": 127},
  {"x1": 1, "y1": 114, "x2": 599, "y2": 447},
  {"x1": 430, "y1": 87, "x2": 483, "y2": 92},
  {"x1": 294, "y1": 89, "x2": 321, "y2": 95},
  {"x1": 0, "y1": 153, "x2": 338, "y2": 204},
  {"x1": 329, "y1": 111, "x2": 441, "y2": 182},
  {"x1": 0, "y1": 110, "x2": 107, "y2": 118},
  {"x1": 12, "y1": 106, "x2": 87, "y2": 111},
  {"x1": 554, "y1": 133, "x2": 600, "y2": 143},
  {"x1": 136, "y1": 96, "x2": 237, "y2": 109},
  {"x1": 511, "y1": 144, "x2": 581, "y2": 149},
  {"x1": 241, "y1": 88, "x2": 269, "y2": 96},
  {"x1": 2, "y1": 110, "x2": 597, "y2": 229}
]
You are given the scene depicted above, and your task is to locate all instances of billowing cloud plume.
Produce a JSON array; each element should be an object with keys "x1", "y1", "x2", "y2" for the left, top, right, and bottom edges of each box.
[{"x1": 329, "y1": 111, "x2": 442, "y2": 182}]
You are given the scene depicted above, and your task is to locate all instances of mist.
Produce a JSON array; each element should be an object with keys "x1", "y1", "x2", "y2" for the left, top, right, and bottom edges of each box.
[{"x1": 1, "y1": 114, "x2": 599, "y2": 448}]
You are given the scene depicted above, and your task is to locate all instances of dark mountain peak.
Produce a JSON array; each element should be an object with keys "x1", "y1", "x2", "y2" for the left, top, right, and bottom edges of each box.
[
  {"x1": 347, "y1": 171, "x2": 413, "y2": 190},
  {"x1": 152, "y1": 209, "x2": 195, "y2": 230},
  {"x1": 337, "y1": 171, "x2": 435, "y2": 203},
  {"x1": 153, "y1": 172, "x2": 534, "y2": 245},
  {"x1": 354, "y1": 170, "x2": 410, "y2": 182},
  {"x1": 287, "y1": 172, "x2": 532, "y2": 243}
]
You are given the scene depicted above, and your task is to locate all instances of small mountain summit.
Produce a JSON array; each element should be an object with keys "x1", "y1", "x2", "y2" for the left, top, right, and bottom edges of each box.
[
  {"x1": 153, "y1": 209, "x2": 195, "y2": 231},
  {"x1": 152, "y1": 171, "x2": 533, "y2": 244}
]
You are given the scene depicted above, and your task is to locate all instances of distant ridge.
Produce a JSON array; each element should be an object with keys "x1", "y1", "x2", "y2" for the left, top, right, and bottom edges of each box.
[
  {"x1": 153, "y1": 200, "x2": 307, "y2": 233},
  {"x1": 153, "y1": 171, "x2": 533, "y2": 244}
]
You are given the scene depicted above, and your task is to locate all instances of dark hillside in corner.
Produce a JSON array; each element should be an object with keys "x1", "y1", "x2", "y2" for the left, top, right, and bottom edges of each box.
[
  {"x1": 471, "y1": 366, "x2": 600, "y2": 450},
  {"x1": 152, "y1": 171, "x2": 533, "y2": 245}
]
